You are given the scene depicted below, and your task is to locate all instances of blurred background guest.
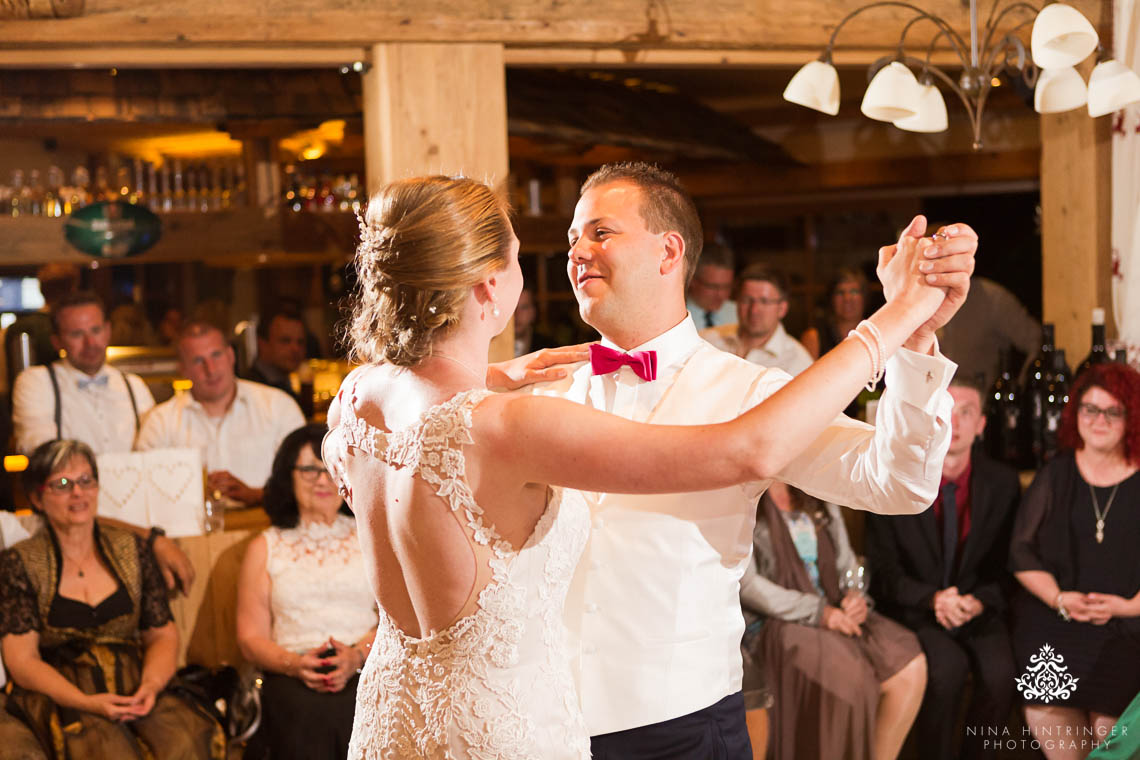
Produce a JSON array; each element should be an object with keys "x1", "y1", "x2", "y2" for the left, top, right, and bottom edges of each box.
[
  {"x1": 685, "y1": 242, "x2": 737, "y2": 329},
  {"x1": 109, "y1": 302, "x2": 157, "y2": 347},
  {"x1": 511, "y1": 287, "x2": 558, "y2": 357},
  {"x1": 12, "y1": 292, "x2": 154, "y2": 456},
  {"x1": 740, "y1": 483, "x2": 926, "y2": 760},
  {"x1": 937, "y1": 276, "x2": 1039, "y2": 392},
  {"x1": 137, "y1": 321, "x2": 304, "y2": 506},
  {"x1": 867, "y1": 376, "x2": 1020, "y2": 760},
  {"x1": 154, "y1": 305, "x2": 184, "y2": 346},
  {"x1": 701, "y1": 265, "x2": 813, "y2": 377},
  {"x1": 1010, "y1": 364, "x2": 1140, "y2": 760},
  {"x1": 0, "y1": 440, "x2": 223, "y2": 760},
  {"x1": 241, "y1": 303, "x2": 312, "y2": 417},
  {"x1": 236, "y1": 424, "x2": 377, "y2": 760},
  {"x1": 800, "y1": 267, "x2": 868, "y2": 360}
]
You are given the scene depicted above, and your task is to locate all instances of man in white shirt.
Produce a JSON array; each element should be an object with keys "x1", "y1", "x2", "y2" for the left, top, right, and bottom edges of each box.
[
  {"x1": 12, "y1": 291, "x2": 155, "y2": 455},
  {"x1": 685, "y1": 242, "x2": 737, "y2": 329},
  {"x1": 534, "y1": 162, "x2": 977, "y2": 758},
  {"x1": 701, "y1": 264, "x2": 814, "y2": 377},
  {"x1": 137, "y1": 321, "x2": 304, "y2": 506}
]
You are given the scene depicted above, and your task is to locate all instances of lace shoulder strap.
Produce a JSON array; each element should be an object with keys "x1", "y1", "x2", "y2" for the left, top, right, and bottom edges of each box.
[{"x1": 338, "y1": 388, "x2": 510, "y2": 557}]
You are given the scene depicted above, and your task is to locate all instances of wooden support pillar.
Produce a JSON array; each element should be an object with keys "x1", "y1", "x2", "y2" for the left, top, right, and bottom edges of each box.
[
  {"x1": 361, "y1": 42, "x2": 512, "y2": 361},
  {"x1": 1040, "y1": 109, "x2": 1113, "y2": 365}
]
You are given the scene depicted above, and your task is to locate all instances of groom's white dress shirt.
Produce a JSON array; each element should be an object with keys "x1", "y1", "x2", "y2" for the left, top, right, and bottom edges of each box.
[{"x1": 531, "y1": 315, "x2": 955, "y2": 736}]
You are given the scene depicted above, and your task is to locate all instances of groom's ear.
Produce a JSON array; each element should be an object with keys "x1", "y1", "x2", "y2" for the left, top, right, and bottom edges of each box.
[{"x1": 659, "y1": 231, "x2": 686, "y2": 277}]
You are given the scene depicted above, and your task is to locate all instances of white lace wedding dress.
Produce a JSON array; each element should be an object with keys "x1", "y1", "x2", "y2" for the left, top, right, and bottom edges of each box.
[{"x1": 323, "y1": 387, "x2": 592, "y2": 760}]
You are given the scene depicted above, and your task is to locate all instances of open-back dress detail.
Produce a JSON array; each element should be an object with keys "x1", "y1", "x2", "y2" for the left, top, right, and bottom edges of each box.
[{"x1": 323, "y1": 386, "x2": 591, "y2": 760}]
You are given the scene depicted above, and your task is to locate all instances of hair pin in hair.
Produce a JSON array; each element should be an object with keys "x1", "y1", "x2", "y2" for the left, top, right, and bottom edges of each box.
[{"x1": 356, "y1": 207, "x2": 396, "y2": 260}]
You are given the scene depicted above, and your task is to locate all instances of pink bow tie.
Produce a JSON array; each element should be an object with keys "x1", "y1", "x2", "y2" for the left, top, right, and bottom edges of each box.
[{"x1": 589, "y1": 343, "x2": 658, "y2": 382}]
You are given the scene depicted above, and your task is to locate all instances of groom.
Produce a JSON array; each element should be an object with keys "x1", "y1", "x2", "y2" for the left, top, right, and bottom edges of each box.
[{"x1": 529, "y1": 162, "x2": 976, "y2": 758}]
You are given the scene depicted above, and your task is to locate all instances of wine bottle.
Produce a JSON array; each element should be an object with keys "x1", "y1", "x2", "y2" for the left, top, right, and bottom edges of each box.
[
  {"x1": 1022, "y1": 324, "x2": 1057, "y2": 469},
  {"x1": 1041, "y1": 349, "x2": 1070, "y2": 464},
  {"x1": 1075, "y1": 307, "x2": 1108, "y2": 381},
  {"x1": 985, "y1": 349, "x2": 1022, "y2": 465}
]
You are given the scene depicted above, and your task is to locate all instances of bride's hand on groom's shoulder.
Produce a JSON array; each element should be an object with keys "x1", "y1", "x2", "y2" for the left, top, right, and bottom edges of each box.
[{"x1": 486, "y1": 343, "x2": 593, "y2": 391}]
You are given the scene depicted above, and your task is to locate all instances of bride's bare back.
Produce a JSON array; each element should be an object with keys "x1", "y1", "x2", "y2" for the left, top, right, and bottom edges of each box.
[{"x1": 325, "y1": 365, "x2": 550, "y2": 640}]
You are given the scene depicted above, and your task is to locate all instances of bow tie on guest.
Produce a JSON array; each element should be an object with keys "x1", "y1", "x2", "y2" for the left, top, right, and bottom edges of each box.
[
  {"x1": 589, "y1": 344, "x2": 658, "y2": 382},
  {"x1": 76, "y1": 374, "x2": 109, "y2": 391}
]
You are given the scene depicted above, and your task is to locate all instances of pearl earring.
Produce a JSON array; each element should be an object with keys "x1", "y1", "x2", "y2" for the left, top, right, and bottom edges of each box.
[{"x1": 491, "y1": 302, "x2": 501, "y2": 318}]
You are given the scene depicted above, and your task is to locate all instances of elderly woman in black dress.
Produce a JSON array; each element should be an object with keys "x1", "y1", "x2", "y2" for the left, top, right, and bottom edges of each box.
[
  {"x1": 1011, "y1": 363, "x2": 1140, "y2": 759},
  {"x1": 0, "y1": 440, "x2": 223, "y2": 760}
]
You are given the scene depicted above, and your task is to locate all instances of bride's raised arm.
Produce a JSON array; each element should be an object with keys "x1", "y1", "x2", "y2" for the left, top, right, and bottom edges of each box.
[{"x1": 477, "y1": 231, "x2": 949, "y2": 499}]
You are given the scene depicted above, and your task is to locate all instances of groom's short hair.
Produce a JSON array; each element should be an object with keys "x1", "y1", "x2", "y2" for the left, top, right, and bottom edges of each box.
[{"x1": 581, "y1": 162, "x2": 703, "y2": 287}]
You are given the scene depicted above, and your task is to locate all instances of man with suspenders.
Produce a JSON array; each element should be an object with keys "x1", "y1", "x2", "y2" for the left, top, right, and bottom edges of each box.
[{"x1": 12, "y1": 291, "x2": 154, "y2": 456}]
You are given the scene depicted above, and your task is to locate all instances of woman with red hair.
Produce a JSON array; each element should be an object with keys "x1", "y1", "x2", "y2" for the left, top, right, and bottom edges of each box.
[{"x1": 1010, "y1": 363, "x2": 1140, "y2": 759}]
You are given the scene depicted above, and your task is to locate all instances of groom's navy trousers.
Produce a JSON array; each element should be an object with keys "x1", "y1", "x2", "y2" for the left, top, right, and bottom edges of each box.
[{"x1": 589, "y1": 692, "x2": 752, "y2": 760}]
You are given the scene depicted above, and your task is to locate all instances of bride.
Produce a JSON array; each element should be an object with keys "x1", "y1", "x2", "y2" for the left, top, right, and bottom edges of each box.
[{"x1": 323, "y1": 175, "x2": 947, "y2": 759}]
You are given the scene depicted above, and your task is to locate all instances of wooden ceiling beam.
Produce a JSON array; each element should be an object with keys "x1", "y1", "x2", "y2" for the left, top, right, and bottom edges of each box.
[{"x1": 0, "y1": 0, "x2": 1108, "y2": 57}]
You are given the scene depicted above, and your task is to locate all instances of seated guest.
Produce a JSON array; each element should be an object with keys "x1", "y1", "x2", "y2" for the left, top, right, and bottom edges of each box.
[
  {"x1": 800, "y1": 268, "x2": 869, "y2": 360},
  {"x1": 236, "y1": 424, "x2": 377, "y2": 760},
  {"x1": 0, "y1": 440, "x2": 224, "y2": 760},
  {"x1": 701, "y1": 265, "x2": 813, "y2": 376},
  {"x1": 686, "y1": 242, "x2": 737, "y2": 329},
  {"x1": 12, "y1": 291, "x2": 155, "y2": 455},
  {"x1": 241, "y1": 304, "x2": 313, "y2": 417},
  {"x1": 1010, "y1": 363, "x2": 1140, "y2": 759},
  {"x1": 867, "y1": 376, "x2": 1020, "y2": 760},
  {"x1": 740, "y1": 483, "x2": 926, "y2": 760},
  {"x1": 137, "y1": 321, "x2": 305, "y2": 506}
]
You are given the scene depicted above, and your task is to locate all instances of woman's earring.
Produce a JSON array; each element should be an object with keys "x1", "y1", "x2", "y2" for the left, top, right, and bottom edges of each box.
[{"x1": 491, "y1": 301, "x2": 501, "y2": 318}]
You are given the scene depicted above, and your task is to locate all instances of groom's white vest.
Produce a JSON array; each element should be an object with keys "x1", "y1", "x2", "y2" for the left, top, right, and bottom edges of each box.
[{"x1": 535, "y1": 339, "x2": 952, "y2": 736}]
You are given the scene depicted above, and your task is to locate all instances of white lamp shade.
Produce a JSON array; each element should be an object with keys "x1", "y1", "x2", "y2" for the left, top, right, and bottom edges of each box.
[
  {"x1": 1087, "y1": 59, "x2": 1140, "y2": 117},
  {"x1": 1031, "y1": 3, "x2": 1099, "y2": 69},
  {"x1": 783, "y1": 60, "x2": 841, "y2": 116},
  {"x1": 861, "y1": 62, "x2": 922, "y2": 122},
  {"x1": 1034, "y1": 66, "x2": 1089, "y2": 113},
  {"x1": 893, "y1": 83, "x2": 949, "y2": 133}
]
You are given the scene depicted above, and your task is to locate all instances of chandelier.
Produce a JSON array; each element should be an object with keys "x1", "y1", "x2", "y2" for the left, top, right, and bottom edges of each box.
[{"x1": 783, "y1": 0, "x2": 1140, "y2": 149}]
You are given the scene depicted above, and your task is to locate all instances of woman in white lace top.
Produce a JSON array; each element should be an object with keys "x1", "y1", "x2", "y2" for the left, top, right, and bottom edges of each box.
[
  {"x1": 236, "y1": 424, "x2": 378, "y2": 760},
  {"x1": 325, "y1": 175, "x2": 953, "y2": 759}
]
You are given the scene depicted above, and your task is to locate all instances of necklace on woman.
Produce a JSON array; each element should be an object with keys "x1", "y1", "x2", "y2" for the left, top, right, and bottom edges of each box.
[
  {"x1": 433, "y1": 353, "x2": 483, "y2": 383},
  {"x1": 62, "y1": 547, "x2": 96, "y2": 578},
  {"x1": 1089, "y1": 482, "x2": 1121, "y2": 544}
]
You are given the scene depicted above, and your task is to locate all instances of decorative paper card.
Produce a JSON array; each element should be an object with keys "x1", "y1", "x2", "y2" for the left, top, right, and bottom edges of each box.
[
  {"x1": 0, "y1": 511, "x2": 37, "y2": 549},
  {"x1": 97, "y1": 448, "x2": 205, "y2": 538}
]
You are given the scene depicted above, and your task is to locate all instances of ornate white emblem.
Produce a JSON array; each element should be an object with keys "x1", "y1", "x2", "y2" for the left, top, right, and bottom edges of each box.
[{"x1": 1015, "y1": 644, "x2": 1079, "y2": 703}]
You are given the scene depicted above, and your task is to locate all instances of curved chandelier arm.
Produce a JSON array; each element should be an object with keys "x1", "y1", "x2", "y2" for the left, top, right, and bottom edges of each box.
[
  {"x1": 980, "y1": 26, "x2": 1037, "y2": 77},
  {"x1": 900, "y1": 54, "x2": 979, "y2": 122},
  {"x1": 824, "y1": 2, "x2": 971, "y2": 66},
  {"x1": 981, "y1": 2, "x2": 1042, "y2": 56}
]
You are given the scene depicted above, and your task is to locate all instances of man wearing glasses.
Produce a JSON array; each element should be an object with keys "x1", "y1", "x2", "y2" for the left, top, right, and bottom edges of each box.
[
  {"x1": 702, "y1": 265, "x2": 814, "y2": 377},
  {"x1": 685, "y1": 242, "x2": 737, "y2": 329}
]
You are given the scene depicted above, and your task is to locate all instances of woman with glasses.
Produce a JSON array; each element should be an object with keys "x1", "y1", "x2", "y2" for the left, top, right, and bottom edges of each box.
[
  {"x1": 0, "y1": 439, "x2": 224, "y2": 760},
  {"x1": 1011, "y1": 363, "x2": 1140, "y2": 759},
  {"x1": 235, "y1": 424, "x2": 377, "y2": 760}
]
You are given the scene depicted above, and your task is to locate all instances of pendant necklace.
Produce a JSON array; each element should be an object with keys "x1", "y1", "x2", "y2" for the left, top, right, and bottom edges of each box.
[
  {"x1": 1089, "y1": 482, "x2": 1120, "y2": 544},
  {"x1": 62, "y1": 546, "x2": 95, "y2": 578}
]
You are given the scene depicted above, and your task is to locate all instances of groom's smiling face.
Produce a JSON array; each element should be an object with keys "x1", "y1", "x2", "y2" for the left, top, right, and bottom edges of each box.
[{"x1": 567, "y1": 181, "x2": 672, "y2": 337}]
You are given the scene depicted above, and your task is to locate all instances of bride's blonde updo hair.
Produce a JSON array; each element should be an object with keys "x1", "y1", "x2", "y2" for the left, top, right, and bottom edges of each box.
[{"x1": 347, "y1": 175, "x2": 513, "y2": 367}]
